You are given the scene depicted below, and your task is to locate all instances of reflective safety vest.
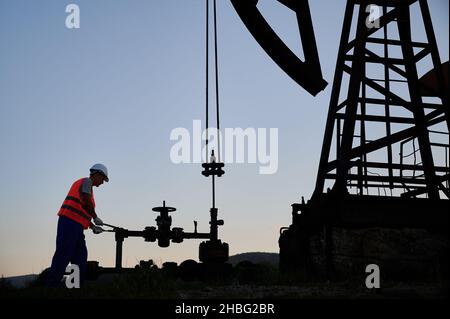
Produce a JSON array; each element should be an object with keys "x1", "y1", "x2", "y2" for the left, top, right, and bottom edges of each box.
[{"x1": 58, "y1": 178, "x2": 96, "y2": 229}]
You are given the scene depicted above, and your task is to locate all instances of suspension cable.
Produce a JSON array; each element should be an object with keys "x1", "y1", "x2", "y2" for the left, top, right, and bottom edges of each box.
[
  {"x1": 205, "y1": 0, "x2": 209, "y2": 163},
  {"x1": 204, "y1": 0, "x2": 222, "y2": 163},
  {"x1": 213, "y1": 0, "x2": 221, "y2": 162},
  {"x1": 203, "y1": 0, "x2": 224, "y2": 209}
]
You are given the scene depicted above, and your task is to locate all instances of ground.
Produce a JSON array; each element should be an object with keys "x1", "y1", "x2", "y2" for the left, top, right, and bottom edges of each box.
[{"x1": 1, "y1": 261, "x2": 448, "y2": 299}]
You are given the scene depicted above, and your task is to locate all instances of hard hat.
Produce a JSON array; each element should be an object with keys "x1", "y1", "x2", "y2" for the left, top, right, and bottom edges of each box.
[{"x1": 90, "y1": 163, "x2": 109, "y2": 182}]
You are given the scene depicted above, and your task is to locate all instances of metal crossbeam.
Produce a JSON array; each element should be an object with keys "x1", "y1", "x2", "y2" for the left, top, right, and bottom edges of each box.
[{"x1": 314, "y1": 0, "x2": 449, "y2": 199}]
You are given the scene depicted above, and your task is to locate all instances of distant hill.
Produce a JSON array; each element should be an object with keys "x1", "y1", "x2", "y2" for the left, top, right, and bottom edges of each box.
[{"x1": 228, "y1": 252, "x2": 279, "y2": 267}]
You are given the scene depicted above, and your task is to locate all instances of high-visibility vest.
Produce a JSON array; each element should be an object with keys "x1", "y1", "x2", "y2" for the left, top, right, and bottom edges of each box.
[{"x1": 58, "y1": 178, "x2": 96, "y2": 229}]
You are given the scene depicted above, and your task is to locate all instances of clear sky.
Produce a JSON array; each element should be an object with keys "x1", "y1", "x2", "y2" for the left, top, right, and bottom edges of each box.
[{"x1": 0, "y1": 0, "x2": 448, "y2": 277}]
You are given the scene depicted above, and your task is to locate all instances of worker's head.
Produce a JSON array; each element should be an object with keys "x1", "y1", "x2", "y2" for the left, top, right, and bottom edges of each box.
[{"x1": 89, "y1": 163, "x2": 109, "y2": 187}]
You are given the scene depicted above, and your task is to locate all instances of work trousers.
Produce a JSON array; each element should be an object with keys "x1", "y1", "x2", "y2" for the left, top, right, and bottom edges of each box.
[{"x1": 47, "y1": 216, "x2": 88, "y2": 287}]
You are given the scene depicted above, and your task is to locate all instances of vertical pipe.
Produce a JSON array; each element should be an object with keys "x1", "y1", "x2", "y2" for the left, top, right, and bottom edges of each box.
[
  {"x1": 383, "y1": 5, "x2": 394, "y2": 191},
  {"x1": 360, "y1": 64, "x2": 366, "y2": 195},
  {"x1": 210, "y1": 207, "x2": 218, "y2": 241},
  {"x1": 115, "y1": 239, "x2": 123, "y2": 269},
  {"x1": 212, "y1": 173, "x2": 216, "y2": 209}
]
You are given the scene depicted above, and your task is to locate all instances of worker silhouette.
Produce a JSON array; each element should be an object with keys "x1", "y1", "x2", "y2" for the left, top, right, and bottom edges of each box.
[{"x1": 47, "y1": 164, "x2": 108, "y2": 287}]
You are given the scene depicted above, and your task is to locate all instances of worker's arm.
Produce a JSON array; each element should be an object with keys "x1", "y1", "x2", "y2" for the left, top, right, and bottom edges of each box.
[
  {"x1": 82, "y1": 196, "x2": 103, "y2": 233},
  {"x1": 79, "y1": 178, "x2": 103, "y2": 227},
  {"x1": 81, "y1": 193, "x2": 97, "y2": 219}
]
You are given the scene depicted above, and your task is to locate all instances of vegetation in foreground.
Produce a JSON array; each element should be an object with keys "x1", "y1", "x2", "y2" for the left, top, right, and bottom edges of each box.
[{"x1": 1, "y1": 260, "x2": 447, "y2": 299}]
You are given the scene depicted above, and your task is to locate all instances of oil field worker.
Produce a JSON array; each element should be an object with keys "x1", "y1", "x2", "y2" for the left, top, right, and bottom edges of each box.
[{"x1": 47, "y1": 164, "x2": 109, "y2": 287}]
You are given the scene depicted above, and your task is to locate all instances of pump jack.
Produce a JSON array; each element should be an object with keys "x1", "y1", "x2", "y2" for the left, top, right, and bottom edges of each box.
[{"x1": 232, "y1": 0, "x2": 448, "y2": 280}]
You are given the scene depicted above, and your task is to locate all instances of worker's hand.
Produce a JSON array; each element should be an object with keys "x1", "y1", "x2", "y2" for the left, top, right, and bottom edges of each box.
[
  {"x1": 91, "y1": 225, "x2": 104, "y2": 234},
  {"x1": 93, "y1": 217, "x2": 104, "y2": 226}
]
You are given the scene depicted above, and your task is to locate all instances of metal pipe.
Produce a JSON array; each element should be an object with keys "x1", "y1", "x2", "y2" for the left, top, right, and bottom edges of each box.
[
  {"x1": 123, "y1": 230, "x2": 145, "y2": 237},
  {"x1": 182, "y1": 232, "x2": 211, "y2": 240},
  {"x1": 115, "y1": 239, "x2": 123, "y2": 269}
]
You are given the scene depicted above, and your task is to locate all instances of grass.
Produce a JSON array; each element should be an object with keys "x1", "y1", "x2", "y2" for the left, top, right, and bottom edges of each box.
[
  {"x1": 1, "y1": 261, "x2": 447, "y2": 299},
  {"x1": 0, "y1": 262, "x2": 288, "y2": 299},
  {"x1": 2, "y1": 268, "x2": 181, "y2": 299}
]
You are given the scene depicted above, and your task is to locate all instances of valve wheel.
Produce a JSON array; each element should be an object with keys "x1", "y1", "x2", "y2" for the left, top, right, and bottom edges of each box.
[{"x1": 152, "y1": 200, "x2": 176, "y2": 213}]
